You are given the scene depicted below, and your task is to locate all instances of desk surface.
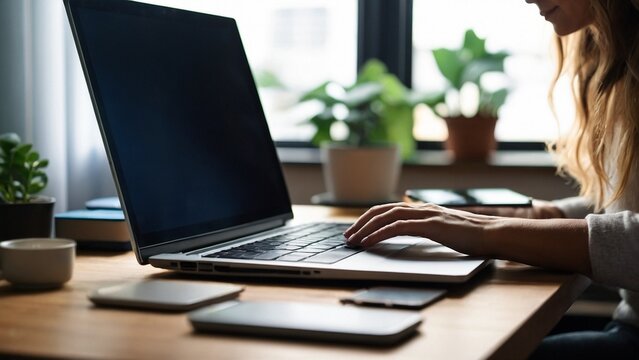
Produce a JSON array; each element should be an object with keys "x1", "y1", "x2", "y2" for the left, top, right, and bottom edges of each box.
[{"x1": 0, "y1": 205, "x2": 589, "y2": 360}]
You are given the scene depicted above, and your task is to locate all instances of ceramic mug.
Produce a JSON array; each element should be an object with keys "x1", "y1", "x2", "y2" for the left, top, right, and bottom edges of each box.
[{"x1": 0, "y1": 238, "x2": 76, "y2": 289}]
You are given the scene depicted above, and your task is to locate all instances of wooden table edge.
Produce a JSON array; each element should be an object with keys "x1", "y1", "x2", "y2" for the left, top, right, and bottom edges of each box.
[{"x1": 487, "y1": 273, "x2": 591, "y2": 360}]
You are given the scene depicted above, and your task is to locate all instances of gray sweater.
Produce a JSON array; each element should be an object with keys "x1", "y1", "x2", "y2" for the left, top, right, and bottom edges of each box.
[{"x1": 554, "y1": 196, "x2": 639, "y2": 327}]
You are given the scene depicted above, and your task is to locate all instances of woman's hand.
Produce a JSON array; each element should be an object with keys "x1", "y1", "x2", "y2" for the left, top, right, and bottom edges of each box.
[
  {"x1": 343, "y1": 201, "x2": 591, "y2": 275},
  {"x1": 344, "y1": 202, "x2": 499, "y2": 257}
]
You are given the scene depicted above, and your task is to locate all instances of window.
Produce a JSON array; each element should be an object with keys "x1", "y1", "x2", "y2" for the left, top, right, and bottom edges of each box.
[
  {"x1": 412, "y1": 0, "x2": 573, "y2": 143},
  {"x1": 114, "y1": 0, "x2": 570, "y2": 147},
  {"x1": 144, "y1": 0, "x2": 358, "y2": 141}
]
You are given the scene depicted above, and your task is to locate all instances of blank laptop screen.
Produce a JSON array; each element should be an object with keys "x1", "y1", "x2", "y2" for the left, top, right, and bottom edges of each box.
[{"x1": 67, "y1": 0, "x2": 292, "y2": 248}]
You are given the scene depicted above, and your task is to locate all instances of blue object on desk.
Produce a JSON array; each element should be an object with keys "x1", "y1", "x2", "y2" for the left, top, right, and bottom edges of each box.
[
  {"x1": 85, "y1": 197, "x2": 122, "y2": 210},
  {"x1": 56, "y1": 209, "x2": 124, "y2": 220}
]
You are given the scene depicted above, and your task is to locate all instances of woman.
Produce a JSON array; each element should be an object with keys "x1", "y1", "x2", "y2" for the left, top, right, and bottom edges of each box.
[{"x1": 344, "y1": 0, "x2": 639, "y2": 358}]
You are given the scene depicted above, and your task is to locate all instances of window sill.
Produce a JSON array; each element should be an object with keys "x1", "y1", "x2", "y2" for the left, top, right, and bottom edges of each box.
[{"x1": 276, "y1": 147, "x2": 557, "y2": 169}]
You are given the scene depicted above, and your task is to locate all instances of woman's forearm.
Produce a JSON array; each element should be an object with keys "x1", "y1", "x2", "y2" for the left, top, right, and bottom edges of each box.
[{"x1": 485, "y1": 218, "x2": 592, "y2": 276}]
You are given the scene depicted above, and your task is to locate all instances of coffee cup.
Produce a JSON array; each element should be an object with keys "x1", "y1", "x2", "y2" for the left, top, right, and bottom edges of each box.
[{"x1": 0, "y1": 238, "x2": 76, "y2": 289}]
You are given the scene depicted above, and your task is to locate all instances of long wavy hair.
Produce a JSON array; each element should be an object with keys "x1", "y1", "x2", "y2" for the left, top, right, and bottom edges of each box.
[{"x1": 551, "y1": 0, "x2": 639, "y2": 211}]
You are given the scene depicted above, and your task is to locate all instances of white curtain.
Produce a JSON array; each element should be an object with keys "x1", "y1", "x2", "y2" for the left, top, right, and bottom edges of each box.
[{"x1": 0, "y1": 0, "x2": 116, "y2": 212}]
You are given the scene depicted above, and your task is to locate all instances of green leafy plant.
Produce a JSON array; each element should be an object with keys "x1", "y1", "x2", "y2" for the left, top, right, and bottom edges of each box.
[
  {"x1": 429, "y1": 29, "x2": 509, "y2": 118},
  {"x1": 254, "y1": 69, "x2": 285, "y2": 89},
  {"x1": 300, "y1": 59, "x2": 433, "y2": 159},
  {"x1": 0, "y1": 133, "x2": 49, "y2": 204}
]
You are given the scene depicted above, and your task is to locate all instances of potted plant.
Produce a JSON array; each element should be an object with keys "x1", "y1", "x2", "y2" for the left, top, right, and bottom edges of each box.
[
  {"x1": 300, "y1": 59, "x2": 427, "y2": 204},
  {"x1": 0, "y1": 133, "x2": 53, "y2": 240},
  {"x1": 428, "y1": 29, "x2": 510, "y2": 161}
]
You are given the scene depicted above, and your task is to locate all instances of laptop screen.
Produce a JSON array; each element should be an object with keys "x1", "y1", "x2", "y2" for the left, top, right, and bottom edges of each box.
[{"x1": 66, "y1": 0, "x2": 292, "y2": 249}]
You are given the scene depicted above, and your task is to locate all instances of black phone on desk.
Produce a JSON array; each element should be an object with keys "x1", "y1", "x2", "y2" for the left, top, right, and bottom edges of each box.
[
  {"x1": 405, "y1": 188, "x2": 532, "y2": 207},
  {"x1": 340, "y1": 287, "x2": 446, "y2": 309}
]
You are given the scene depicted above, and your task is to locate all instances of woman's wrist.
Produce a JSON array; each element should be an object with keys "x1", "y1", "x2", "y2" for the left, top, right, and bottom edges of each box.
[
  {"x1": 480, "y1": 216, "x2": 513, "y2": 258},
  {"x1": 532, "y1": 199, "x2": 566, "y2": 219},
  {"x1": 481, "y1": 216, "x2": 591, "y2": 273}
]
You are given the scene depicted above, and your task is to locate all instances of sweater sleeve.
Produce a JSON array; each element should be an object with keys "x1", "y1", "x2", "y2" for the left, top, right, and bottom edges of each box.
[
  {"x1": 552, "y1": 196, "x2": 593, "y2": 219},
  {"x1": 587, "y1": 211, "x2": 639, "y2": 292}
]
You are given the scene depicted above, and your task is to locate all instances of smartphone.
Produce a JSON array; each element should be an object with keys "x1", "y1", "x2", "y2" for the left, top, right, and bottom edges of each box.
[
  {"x1": 405, "y1": 188, "x2": 532, "y2": 207},
  {"x1": 189, "y1": 300, "x2": 422, "y2": 346},
  {"x1": 340, "y1": 287, "x2": 447, "y2": 309}
]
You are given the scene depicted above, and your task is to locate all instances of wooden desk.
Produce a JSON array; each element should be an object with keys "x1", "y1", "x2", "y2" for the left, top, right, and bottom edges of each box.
[{"x1": 0, "y1": 205, "x2": 589, "y2": 360}]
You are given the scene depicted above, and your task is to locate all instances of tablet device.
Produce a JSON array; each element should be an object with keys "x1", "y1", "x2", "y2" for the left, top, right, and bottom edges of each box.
[
  {"x1": 88, "y1": 280, "x2": 243, "y2": 311},
  {"x1": 405, "y1": 188, "x2": 532, "y2": 207},
  {"x1": 189, "y1": 300, "x2": 422, "y2": 346}
]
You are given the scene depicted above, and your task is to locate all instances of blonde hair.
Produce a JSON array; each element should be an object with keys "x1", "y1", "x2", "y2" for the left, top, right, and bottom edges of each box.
[{"x1": 551, "y1": 0, "x2": 639, "y2": 211}]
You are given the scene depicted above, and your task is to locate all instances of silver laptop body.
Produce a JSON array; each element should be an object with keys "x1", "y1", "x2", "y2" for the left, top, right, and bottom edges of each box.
[{"x1": 65, "y1": 0, "x2": 489, "y2": 284}]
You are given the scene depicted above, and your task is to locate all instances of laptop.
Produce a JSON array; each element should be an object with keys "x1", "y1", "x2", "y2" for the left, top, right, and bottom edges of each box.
[{"x1": 64, "y1": 0, "x2": 490, "y2": 283}]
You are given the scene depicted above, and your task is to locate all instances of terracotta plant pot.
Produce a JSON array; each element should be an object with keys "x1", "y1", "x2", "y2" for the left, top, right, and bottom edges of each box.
[
  {"x1": 444, "y1": 115, "x2": 497, "y2": 161},
  {"x1": 321, "y1": 143, "x2": 400, "y2": 203},
  {"x1": 0, "y1": 196, "x2": 55, "y2": 241}
]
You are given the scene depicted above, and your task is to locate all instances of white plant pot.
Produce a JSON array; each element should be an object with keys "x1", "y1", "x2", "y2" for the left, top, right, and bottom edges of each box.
[{"x1": 321, "y1": 143, "x2": 401, "y2": 203}]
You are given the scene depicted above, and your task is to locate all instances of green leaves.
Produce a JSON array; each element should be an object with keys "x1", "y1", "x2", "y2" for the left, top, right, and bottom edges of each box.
[
  {"x1": 308, "y1": 109, "x2": 336, "y2": 145},
  {"x1": 407, "y1": 90, "x2": 446, "y2": 109},
  {"x1": 0, "y1": 133, "x2": 20, "y2": 153},
  {"x1": 356, "y1": 59, "x2": 387, "y2": 83},
  {"x1": 377, "y1": 105, "x2": 415, "y2": 159},
  {"x1": 341, "y1": 83, "x2": 383, "y2": 108},
  {"x1": 0, "y1": 133, "x2": 49, "y2": 203},
  {"x1": 299, "y1": 59, "x2": 419, "y2": 159},
  {"x1": 253, "y1": 69, "x2": 284, "y2": 89},
  {"x1": 433, "y1": 48, "x2": 466, "y2": 90},
  {"x1": 480, "y1": 88, "x2": 509, "y2": 118},
  {"x1": 433, "y1": 30, "x2": 508, "y2": 90},
  {"x1": 463, "y1": 29, "x2": 487, "y2": 59},
  {"x1": 430, "y1": 29, "x2": 510, "y2": 118},
  {"x1": 300, "y1": 81, "x2": 338, "y2": 105}
]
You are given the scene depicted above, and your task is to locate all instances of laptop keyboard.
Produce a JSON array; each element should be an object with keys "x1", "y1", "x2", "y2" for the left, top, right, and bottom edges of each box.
[{"x1": 203, "y1": 223, "x2": 362, "y2": 264}]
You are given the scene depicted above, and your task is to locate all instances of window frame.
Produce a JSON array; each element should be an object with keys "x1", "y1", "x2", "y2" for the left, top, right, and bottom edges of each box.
[{"x1": 357, "y1": 0, "x2": 412, "y2": 85}]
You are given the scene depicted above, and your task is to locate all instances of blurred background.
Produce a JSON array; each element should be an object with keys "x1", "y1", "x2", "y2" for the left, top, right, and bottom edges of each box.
[{"x1": 0, "y1": 0, "x2": 575, "y2": 210}]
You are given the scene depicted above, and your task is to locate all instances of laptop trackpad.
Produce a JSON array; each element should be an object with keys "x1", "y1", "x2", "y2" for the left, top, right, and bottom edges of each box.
[
  {"x1": 396, "y1": 239, "x2": 468, "y2": 259},
  {"x1": 367, "y1": 237, "x2": 468, "y2": 260}
]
